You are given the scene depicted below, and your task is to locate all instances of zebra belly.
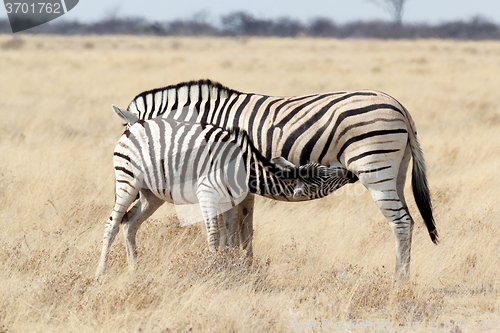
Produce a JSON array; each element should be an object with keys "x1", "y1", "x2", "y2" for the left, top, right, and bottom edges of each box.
[
  {"x1": 141, "y1": 174, "x2": 200, "y2": 205},
  {"x1": 259, "y1": 194, "x2": 310, "y2": 202}
]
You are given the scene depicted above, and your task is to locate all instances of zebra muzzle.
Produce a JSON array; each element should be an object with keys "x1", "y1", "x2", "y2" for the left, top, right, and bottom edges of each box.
[{"x1": 293, "y1": 179, "x2": 305, "y2": 199}]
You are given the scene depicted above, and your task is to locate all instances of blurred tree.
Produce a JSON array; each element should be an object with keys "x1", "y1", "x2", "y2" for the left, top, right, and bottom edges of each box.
[{"x1": 368, "y1": 0, "x2": 408, "y2": 24}]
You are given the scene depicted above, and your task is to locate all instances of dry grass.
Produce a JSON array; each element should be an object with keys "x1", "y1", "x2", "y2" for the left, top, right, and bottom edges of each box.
[{"x1": 0, "y1": 35, "x2": 499, "y2": 332}]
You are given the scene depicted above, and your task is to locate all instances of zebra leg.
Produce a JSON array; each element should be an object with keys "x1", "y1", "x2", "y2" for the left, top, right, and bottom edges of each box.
[
  {"x1": 355, "y1": 153, "x2": 413, "y2": 282},
  {"x1": 218, "y1": 214, "x2": 228, "y2": 248},
  {"x1": 362, "y1": 180, "x2": 413, "y2": 281},
  {"x1": 237, "y1": 194, "x2": 254, "y2": 256},
  {"x1": 394, "y1": 143, "x2": 414, "y2": 280},
  {"x1": 222, "y1": 207, "x2": 240, "y2": 248},
  {"x1": 197, "y1": 188, "x2": 221, "y2": 251},
  {"x1": 96, "y1": 180, "x2": 140, "y2": 279},
  {"x1": 122, "y1": 189, "x2": 164, "y2": 271}
]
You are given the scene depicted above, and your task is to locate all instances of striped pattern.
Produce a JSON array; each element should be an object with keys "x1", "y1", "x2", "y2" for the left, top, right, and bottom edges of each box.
[
  {"x1": 96, "y1": 118, "x2": 347, "y2": 278},
  {"x1": 114, "y1": 79, "x2": 438, "y2": 280}
]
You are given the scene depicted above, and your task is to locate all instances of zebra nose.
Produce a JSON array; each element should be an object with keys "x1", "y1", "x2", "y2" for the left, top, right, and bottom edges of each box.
[
  {"x1": 293, "y1": 180, "x2": 305, "y2": 199},
  {"x1": 293, "y1": 189, "x2": 303, "y2": 199}
]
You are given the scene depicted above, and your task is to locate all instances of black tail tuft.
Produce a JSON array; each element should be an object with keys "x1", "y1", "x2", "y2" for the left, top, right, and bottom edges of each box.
[{"x1": 412, "y1": 153, "x2": 439, "y2": 244}]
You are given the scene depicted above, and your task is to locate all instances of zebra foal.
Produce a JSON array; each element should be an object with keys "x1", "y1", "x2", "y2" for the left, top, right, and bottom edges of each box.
[{"x1": 96, "y1": 118, "x2": 346, "y2": 278}]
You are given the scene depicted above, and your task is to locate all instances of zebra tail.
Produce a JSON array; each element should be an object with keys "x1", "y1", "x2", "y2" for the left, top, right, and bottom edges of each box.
[{"x1": 409, "y1": 130, "x2": 439, "y2": 244}]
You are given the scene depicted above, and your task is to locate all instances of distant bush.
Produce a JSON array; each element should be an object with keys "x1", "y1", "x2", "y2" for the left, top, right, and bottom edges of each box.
[{"x1": 1, "y1": 13, "x2": 499, "y2": 39}]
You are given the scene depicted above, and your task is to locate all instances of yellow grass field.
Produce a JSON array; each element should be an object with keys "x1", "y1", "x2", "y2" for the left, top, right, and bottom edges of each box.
[{"x1": 0, "y1": 35, "x2": 499, "y2": 332}]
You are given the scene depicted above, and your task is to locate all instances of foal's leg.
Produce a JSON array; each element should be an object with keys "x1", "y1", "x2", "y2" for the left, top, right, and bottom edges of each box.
[
  {"x1": 96, "y1": 179, "x2": 140, "y2": 278},
  {"x1": 122, "y1": 189, "x2": 164, "y2": 270}
]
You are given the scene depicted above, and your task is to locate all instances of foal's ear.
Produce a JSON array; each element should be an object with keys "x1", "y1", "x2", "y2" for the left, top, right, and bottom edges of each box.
[
  {"x1": 112, "y1": 104, "x2": 139, "y2": 125},
  {"x1": 270, "y1": 156, "x2": 298, "y2": 169}
]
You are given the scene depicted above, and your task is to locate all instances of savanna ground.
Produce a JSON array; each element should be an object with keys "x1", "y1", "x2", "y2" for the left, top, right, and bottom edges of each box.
[{"x1": 0, "y1": 35, "x2": 499, "y2": 332}]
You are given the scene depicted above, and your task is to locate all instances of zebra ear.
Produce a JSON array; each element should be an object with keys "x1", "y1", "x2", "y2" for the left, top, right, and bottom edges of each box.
[
  {"x1": 112, "y1": 104, "x2": 139, "y2": 125},
  {"x1": 271, "y1": 157, "x2": 297, "y2": 169}
]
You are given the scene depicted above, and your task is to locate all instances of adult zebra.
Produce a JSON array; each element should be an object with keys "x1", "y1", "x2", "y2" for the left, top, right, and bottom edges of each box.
[
  {"x1": 113, "y1": 79, "x2": 438, "y2": 280},
  {"x1": 96, "y1": 118, "x2": 350, "y2": 278}
]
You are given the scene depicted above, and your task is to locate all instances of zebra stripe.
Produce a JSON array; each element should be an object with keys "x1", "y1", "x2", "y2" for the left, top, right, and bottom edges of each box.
[
  {"x1": 114, "y1": 79, "x2": 437, "y2": 280},
  {"x1": 96, "y1": 118, "x2": 347, "y2": 278}
]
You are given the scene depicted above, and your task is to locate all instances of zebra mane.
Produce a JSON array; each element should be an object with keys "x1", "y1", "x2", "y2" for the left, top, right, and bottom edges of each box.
[{"x1": 130, "y1": 79, "x2": 243, "y2": 108}]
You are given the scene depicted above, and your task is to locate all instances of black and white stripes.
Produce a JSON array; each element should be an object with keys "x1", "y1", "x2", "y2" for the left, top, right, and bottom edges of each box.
[
  {"x1": 110, "y1": 79, "x2": 437, "y2": 280},
  {"x1": 96, "y1": 118, "x2": 346, "y2": 277}
]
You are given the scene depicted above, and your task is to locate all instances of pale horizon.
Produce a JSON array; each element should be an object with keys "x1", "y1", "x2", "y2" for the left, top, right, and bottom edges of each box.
[{"x1": 1, "y1": 0, "x2": 500, "y2": 26}]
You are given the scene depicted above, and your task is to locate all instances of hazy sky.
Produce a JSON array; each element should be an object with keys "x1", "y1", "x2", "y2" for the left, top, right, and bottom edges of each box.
[{"x1": 2, "y1": 0, "x2": 500, "y2": 25}]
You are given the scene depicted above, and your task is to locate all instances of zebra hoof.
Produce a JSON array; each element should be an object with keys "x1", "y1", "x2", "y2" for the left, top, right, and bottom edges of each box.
[{"x1": 95, "y1": 266, "x2": 105, "y2": 281}]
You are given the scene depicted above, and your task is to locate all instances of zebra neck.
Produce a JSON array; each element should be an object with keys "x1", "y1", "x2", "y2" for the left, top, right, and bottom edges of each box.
[
  {"x1": 230, "y1": 128, "x2": 294, "y2": 197},
  {"x1": 245, "y1": 151, "x2": 294, "y2": 197}
]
